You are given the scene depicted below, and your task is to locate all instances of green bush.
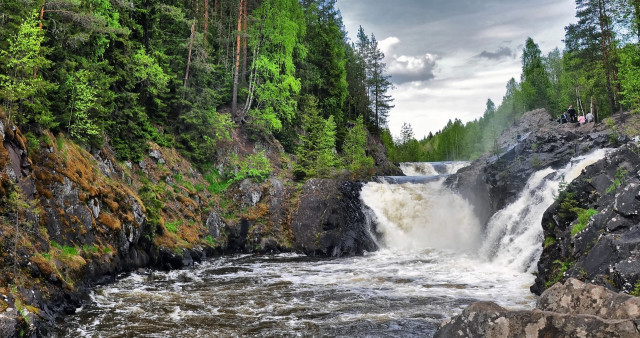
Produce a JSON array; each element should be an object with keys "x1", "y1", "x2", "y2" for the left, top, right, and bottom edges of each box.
[{"x1": 231, "y1": 151, "x2": 272, "y2": 183}]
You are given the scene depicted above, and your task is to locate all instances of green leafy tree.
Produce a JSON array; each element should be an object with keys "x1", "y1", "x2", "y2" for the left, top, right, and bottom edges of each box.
[
  {"x1": 521, "y1": 37, "x2": 551, "y2": 111},
  {"x1": 244, "y1": 0, "x2": 307, "y2": 132},
  {"x1": 0, "y1": 10, "x2": 55, "y2": 127},
  {"x1": 618, "y1": 43, "x2": 640, "y2": 109},
  {"x1": 66, "y1": 69, "x2": 102, "y2": 145},
  {"x1": 400, "y1": 122, "x2": 415, "y2": 144}
]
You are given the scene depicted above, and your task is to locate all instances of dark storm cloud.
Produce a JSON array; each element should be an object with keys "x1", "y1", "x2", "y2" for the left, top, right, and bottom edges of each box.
[{"x1": 475, "y1": 47, "x2": 514, "y2": 60}]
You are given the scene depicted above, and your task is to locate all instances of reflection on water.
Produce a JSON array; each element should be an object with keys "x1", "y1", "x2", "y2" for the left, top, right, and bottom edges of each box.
[{"x1": 56, "y1": 250, "x2": 535, "y2": 337}]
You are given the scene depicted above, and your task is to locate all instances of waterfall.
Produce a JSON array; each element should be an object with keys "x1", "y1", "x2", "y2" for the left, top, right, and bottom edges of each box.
[
  {"x1": 479, "y1": 149, "x2": 610, "y2": 272},
  {"x1": 399, "y1": 162, "x2": 471, "y2": 176},
  {"x1": 363, "y1": 150, "x2": 609, "y2": 273},
  {"x1": 362, "y1": 162, "x2": 481, "y2": 251}
]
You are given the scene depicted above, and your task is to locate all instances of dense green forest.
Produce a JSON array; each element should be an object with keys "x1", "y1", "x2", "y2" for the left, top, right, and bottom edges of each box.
[
  {"x1": 387, "y1": 0, "x2": 640, "y2": 162},
  {"x1": 0, "y1": 0, "x2": 393, "y2": 178}
]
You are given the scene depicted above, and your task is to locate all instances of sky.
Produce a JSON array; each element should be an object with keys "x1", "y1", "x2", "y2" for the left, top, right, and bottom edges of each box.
[{"x1": 336, "y1": 0, "x2": 577, "y2": 139}]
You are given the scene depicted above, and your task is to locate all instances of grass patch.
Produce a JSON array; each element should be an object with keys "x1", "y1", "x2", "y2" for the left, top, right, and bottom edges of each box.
[
  {"x1": 545, "y1": 259, "x2": 574, "y2": 288},
  {"x1": 606, "y1": 166, "x2": 628, "y2": 194},
  {"x1": 571, "y1": 208, "x2": 598, "y2": 236},
  {"x1": 50, "y1": 240, "x2": 62, "y2": 250},
  {"x1": 62, "y1": 246, "x2": 78, "y2": 256},
  {"x1": 544, "y1": 236, "x2": 556, "y2": 248},
  {"x1": 632, "y1": 280, "x2": 640, "y2": 297},
  {"x1": 165, "y1": 220, "x2": 182, "y2": 233},
  {"x1": 205, "y1": 235, "x2": 216, "y2": 246},
  {"x1": 83, "y1": 244, "x2": 99, "y2": 254}
]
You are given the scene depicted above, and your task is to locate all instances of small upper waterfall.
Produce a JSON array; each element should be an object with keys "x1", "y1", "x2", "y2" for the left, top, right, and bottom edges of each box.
[
  {"x1": 399, "y1": 161, "x2": 471, "y2": 176},
  {"x1": 479, "y1": 148, "x2": 610, "y2": 272}
]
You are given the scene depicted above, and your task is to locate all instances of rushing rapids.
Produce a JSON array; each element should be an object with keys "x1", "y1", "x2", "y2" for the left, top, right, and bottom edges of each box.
[{"x1": 55, "y1": 156, "x2": 608, "y2": 337}]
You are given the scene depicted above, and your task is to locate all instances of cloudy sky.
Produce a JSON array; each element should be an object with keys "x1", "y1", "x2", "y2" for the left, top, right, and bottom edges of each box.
[{"x1": 336, "y1": 0, "x2": 577, "y2": 139}]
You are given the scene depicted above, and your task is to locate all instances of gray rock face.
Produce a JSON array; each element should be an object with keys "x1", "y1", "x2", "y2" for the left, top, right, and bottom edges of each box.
[
  {"x1": 446, "y1": 109, "x2": 615, "y2": 229},
  {"x1": 533, "y1": 144, "x2": 640, "y2": 295},
  {"x1": 291, "y1": 179, "x2": 378, "y2": 257},
  {"x1": 435, "y1": 279, "x2": 640, "y2": 338},
  {"x1": 205, "y1": 210, "x2": 225, "y2": 239},
  {"x1": 239, "y1": 179, "x2": 262, "y2": 207}
]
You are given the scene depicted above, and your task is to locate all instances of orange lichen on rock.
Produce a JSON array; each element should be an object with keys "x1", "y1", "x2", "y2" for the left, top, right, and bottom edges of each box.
[
  {"x1": 98, "y1": 212, "x2": 121, "y2": 231},
  {"x1": 179, "y1": 224, "x2": 199, "y2": 243},
  {"x1": 30, "y1": 254, "x2": 55, "y2": 276}
]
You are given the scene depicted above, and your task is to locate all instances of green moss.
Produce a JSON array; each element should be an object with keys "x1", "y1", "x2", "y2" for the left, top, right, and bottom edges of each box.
[
  {"x1": 632, "y1": 280, "x2": 640, "y2": 297},
  {"x1": 83, "y1": 244, "x2": 98, "y2": 253},
  {"x1": 62, "y1": 246, "x2": 78, "y2": 256},
  {"x1": 205, "y1": 235, "x2": 216, "y2": 246},
  {"x1": 165, "y1": 220, "x2": 181, "y2": 233},
  {"x1": 544, "y1": 236, "x2": 556, "y2": 248},
  {"x1": 545, "y1": 259, "x2": 574, "y2": 288},
  {"x1": 50, "y1": 240, "x2": 62, "y2": 250},
  {"x1": 571, "y1": 208, "x2": 598, "y2": 236}
]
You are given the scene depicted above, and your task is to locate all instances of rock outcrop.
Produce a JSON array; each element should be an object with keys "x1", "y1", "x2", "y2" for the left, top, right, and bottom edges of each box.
[
  {"x1": 291, "y1": 179, "x2": 378, "y2": 256},
  {"x1": 447, "y1": 109, "x2": 616, "y2": 227},
  {"x1": 532, "y1": 143, "x2": 640, "y2": 295},
  {"x1": 435, "y1": 278, "x2": 640, "y2": 338}
]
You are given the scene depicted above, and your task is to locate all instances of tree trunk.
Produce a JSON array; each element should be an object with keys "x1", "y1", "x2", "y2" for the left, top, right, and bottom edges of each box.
[
  {"x1": 597, "y1": 0, "x2": 616, "y2": 115},
  {"x1": 591, "y1": 95, "x2": 596, "y2": 123},
  {"x1": 184, "y1": 22, "x2": 196, "y2": 88},
  {"x1": 204, "y1": 0, "x2": 209, "y2": 47},
  {"x1": 34, "y1": 0, "x2": 46, "y2": 78},
  {"x1": 633, "y1": 0, "x2": 640, "y2": 44},
  {"x1": 241, "y1": 0, "x2": 248, "y2": 83},
  {"x1": 232, "y1": 0, "x2": 244, "y2": 118}
]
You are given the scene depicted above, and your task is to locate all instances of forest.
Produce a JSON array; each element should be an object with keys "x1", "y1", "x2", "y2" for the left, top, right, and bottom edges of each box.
[
  {"x1": 388, "y1": 0, "x2": 640, "y2": 162},
  {"x1": 0, "y1": 0, "x2": 393, "y2": 179}
]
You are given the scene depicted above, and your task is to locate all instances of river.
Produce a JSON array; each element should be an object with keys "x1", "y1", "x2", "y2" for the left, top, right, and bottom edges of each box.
[{"x1": 55, "y1": 153, "x2": 608, "y2": 337}]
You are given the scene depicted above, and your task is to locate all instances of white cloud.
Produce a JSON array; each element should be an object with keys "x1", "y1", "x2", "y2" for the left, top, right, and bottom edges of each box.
[
  {"x1": 337, "y1": 0, "x2": 577, "y2": 139},
  {"x1": 380, "y1": 37, "x2": 438, "y2": 84}
]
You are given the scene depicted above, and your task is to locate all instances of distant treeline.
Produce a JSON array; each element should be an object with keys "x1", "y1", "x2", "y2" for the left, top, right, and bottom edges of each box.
[{"x1": 389, "y1": 0, "x2": 640, "y2": 162}]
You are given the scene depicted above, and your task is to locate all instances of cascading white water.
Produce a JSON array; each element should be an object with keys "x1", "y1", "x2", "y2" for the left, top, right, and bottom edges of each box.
[
  {"x1": 479, "y1": 149, "x2": 610, "y2": 272},
  {"x1": 400, "y1": 161, "x2": 471, "y2": 176},
  {"x1": 362, "y1": 182, "x2": 481, "y2": 251},
  {"x1": 364, "y1": 161, "x2": 481, "y2": 251}
]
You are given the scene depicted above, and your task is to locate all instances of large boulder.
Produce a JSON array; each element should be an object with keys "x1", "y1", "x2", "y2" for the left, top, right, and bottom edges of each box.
[
  {"x1": 435, "y1": 278, "x2": 640, "y2": 338},
  {"x1": 291, "y1": 179, "x2": 378, "y2": 256}
]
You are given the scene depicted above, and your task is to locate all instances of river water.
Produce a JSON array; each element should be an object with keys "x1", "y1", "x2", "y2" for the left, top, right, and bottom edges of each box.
[{"x1": 55, "y1": 154, "x2": 608, "y2": 337}]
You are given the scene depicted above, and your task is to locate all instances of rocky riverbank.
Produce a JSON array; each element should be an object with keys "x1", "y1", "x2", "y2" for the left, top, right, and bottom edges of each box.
[
  {"x1": 435, "y1": 278, "x2": 640, "y2": 337},
  {"x1": 0, "y1": 115, "x2": 396, "y2": 336}
]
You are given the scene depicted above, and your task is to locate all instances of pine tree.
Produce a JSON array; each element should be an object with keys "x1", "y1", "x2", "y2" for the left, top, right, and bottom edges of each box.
[
  {"x1": 520, "y1": 37, "x2": 551, "y2": 111},
  {"x1": 342, "y1": 115, "x2": 373, "y2": 175},
  {"x1": 296, "y1": 96, "x2": 338, "y2": 178}
]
